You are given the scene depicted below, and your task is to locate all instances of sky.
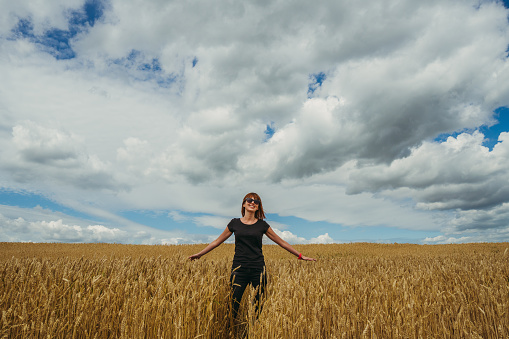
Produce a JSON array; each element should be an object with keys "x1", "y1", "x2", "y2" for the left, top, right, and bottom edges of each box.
[{"x1": 1, "y1": 0, "x2": 509, "y2": 245}]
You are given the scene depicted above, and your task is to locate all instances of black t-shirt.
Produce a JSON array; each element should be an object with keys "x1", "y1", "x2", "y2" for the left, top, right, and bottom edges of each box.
[{"x1": 227, "y1": 218, "x2": 270, "y2": 269}]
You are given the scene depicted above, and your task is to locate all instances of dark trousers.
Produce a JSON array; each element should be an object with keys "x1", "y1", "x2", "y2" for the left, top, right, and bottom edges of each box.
[{"x1": 229, "y1": 265, "x2": 267, "y2": 319}]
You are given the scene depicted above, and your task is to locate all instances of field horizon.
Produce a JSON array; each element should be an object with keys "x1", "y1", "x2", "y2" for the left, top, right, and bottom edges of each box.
[{"x1": 2, "y1": 241, "x2": 508, "y2": 260}]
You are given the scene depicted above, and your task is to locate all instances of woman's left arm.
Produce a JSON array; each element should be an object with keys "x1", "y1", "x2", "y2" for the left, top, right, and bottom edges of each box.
[{"x1": 265, "y1": 227, "x2": 317, "y2": 261}]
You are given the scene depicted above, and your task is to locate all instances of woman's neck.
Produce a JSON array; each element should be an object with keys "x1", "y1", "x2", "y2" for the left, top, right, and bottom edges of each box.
[{"x1": 241, "y1": 211, "x2": 257, "y2": 224}]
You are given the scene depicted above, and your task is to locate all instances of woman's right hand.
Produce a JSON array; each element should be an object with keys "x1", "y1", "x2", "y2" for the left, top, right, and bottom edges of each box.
[{"x1": 188, "y1": 253, "x2": 201, "y2": 260}]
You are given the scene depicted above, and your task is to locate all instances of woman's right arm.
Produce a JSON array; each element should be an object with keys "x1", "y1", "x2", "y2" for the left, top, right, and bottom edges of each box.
[{"x1": 188, "y1": 227, "x2": 233, "y2": 260}]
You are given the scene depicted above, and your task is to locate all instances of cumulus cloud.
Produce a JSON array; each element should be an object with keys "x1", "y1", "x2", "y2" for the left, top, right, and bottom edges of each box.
[
  {"x1": 310, "y1": 233, "x2": 334, "y2": 244},
  {"x1": 0, "y1": 213, "x2": 127, "y2": 243},
  {"x1": 270, "y1": 229, "x2": 306, "y2": 245},
  {"x1": 346, "y1": 131, "x2": 509, "y2": 234},
  {"x1": 270, "y1": 228, "x2": 334, "y2": 245},
  {"x1": 0, "y1": 205, "x2": 209, "y2": 244},
  {"x1": 423, "y1": 235, "x2": 475, "y2": 245},
  {"x1": 349, "y1": 132, "x2": 509, "y2": 195},
  {"x1": 4, "y1": 121, "x2": 125, "y2": 191},
  {"x1": 238, "y1": 1, "x2": 509, "y2": 181},
  {"x1": 13, "y1": 122, "x2": 83, "y2": 165},
  {"x1": 450, "y1": 203, "x2": 509, "y2": 231}
]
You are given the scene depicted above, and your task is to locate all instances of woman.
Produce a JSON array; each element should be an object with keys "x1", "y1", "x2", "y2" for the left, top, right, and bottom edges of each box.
[{"x1": 188, "y1": 192, "x2": 316, "y2": 319}]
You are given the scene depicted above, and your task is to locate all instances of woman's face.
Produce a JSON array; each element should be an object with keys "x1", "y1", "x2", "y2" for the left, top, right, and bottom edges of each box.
[{"x1": 243, "y1": 197, "x2": 260, "y2": 213}]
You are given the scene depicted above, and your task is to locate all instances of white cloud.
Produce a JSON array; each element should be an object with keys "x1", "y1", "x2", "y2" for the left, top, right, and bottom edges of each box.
[
  {"x1": 346, "y1": 131, "x2": 509, "y2": 233},
  {"x1": 241, "y1": 2, "x2": 508, "y2": 181},
  {"x1": 4, "y1": 121, "x2": 125, "y2": 191},
  {"x1": 310, "y1": 233, "x2": 334, "y2": 244},
  {"x1": 0, "y1": 205, "x2": 205, "y2": 244},
  {"x1": 0, "y1": 213, "x2": 127, "y2": 243},
  {"x1": 423, "y1": 235, "x2": 474, "y2": 245},
  {"x1": 450, "y1": 203, "x2": 509, "y2": 231},
  {"x1": 269, "y1": 227, "x2": 334, "y2": 245},
  {"x1": 270, "y1": 229, "x2": 307, "y2": 245}
]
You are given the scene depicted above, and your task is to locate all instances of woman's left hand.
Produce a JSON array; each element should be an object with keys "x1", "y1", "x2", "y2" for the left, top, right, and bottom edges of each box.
[{"x1": 299, "y1": 255, "x2": 317, "y2": 261}]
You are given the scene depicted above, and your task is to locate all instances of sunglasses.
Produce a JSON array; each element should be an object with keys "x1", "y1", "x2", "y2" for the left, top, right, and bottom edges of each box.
[{"x1": 245, "y1": 198, "x2": 260, "y2": 205}]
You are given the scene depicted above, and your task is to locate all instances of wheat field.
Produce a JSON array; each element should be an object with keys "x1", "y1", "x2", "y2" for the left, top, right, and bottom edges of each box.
[{"x1": 1, "y1": 242, "x2": 508, "y2": 338}]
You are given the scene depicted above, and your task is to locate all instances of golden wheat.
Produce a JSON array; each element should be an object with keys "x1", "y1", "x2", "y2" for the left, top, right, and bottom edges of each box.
[{"x1": 1, "y1": 242, "x2": 508, "y2": 338}]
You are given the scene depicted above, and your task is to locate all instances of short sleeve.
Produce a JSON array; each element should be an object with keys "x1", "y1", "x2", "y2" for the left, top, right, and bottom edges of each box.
[
  {"x1": 227, "y1": 218, "x2": 236, "y2": 232},
  {"x1": 262, "y1": 220, "x2": 270, "y2": 233}
]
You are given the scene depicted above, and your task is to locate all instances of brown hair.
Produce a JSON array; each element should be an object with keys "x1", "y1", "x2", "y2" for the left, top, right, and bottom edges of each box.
[{"x1": 241, "y1": 192, "x2": 266, "y2": 220}]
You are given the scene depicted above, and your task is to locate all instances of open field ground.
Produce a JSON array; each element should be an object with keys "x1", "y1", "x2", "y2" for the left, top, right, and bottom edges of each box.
[{"x1": 1, "y1": 242, "x2": 508, "y2": 338}]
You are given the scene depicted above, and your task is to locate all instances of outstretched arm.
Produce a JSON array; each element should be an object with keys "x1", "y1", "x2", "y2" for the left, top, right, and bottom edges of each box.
[
  {"x1": 188, "y1": 227, "x2": 233, "y2": 260},
  {"x1": 265, "y1": 227, "x2": 316, "y2": 261}
]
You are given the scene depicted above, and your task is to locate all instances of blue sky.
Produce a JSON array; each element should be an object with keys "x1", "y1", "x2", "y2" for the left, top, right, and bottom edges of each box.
[{"x1": 1, "y1": 0, "x2": 509, "y2": 245}]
